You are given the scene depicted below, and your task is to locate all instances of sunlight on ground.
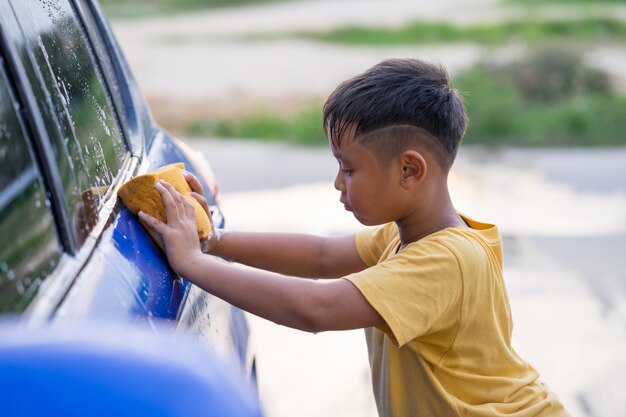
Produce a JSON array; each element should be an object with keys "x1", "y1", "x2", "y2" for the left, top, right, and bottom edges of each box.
[{"x1": 220, "y1": 159, "x2": 626, "y2": 417}]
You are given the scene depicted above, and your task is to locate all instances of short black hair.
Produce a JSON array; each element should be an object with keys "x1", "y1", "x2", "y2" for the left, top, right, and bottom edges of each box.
[{"x1": 323, "y1": 58, "x2": 467, "y2": 171}]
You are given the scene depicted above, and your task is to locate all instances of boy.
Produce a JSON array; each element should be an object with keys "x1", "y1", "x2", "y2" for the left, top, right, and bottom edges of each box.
[{"x1": 139, "y1": 58, "x2": 569, "y2": 416}]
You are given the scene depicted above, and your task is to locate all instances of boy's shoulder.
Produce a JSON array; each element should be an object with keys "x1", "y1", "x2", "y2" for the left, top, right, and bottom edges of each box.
[
  {"x1": 412, "y1": 217, "x2": 504, "y2": 278},
  {"x1": 355, "y1": 223, "x2": 399, "y2": 267},
  {"x1": 356, "y1": 215, "x2": 501, "y2": 269},
  {"x1": 418, "y1": 217, "x2": 502, "y2": 265}
]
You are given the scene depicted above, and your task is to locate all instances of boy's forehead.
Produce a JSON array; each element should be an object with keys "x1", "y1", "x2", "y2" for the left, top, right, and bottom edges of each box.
[
  {"x1": 329, "y1": 121, "x2": 358, "y2": 147},
  {"x1": 331, "y1": 144, "x2": 347, "y2": 160},
  {"x1": 331, "y1": 134, "x2": 372, "y2": 163}
]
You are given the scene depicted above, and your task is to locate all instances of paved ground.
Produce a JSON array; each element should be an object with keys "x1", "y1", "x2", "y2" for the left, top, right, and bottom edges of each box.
[
  {"x1": 112, "y1": 0, "x2": 626, "y2": 128},
  {"x1": 190, "y1": 138, "x2": 626, "y2": 417},
  {"x1": 109, "y1": 2, "x2": 626, "y2": 415}
]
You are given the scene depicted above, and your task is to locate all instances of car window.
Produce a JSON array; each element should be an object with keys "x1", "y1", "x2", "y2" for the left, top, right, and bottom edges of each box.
[
  {"x1": 6, "y1": 0, "x2": 128, "y2": 246},
  {"x1": 75, "y1": 0, "x2": 131, "y2": 144},
  {"x1": 0, "y1": 60, "x2": 63, "y2": 315}
]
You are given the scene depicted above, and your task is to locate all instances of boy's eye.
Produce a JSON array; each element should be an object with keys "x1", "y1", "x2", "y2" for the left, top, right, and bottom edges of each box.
[{"x1": 341, "y1": 169, "x2": 353, "y2": 176}]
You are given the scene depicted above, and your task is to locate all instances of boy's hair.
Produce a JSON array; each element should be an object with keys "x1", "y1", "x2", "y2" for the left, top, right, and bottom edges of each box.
[{"x1": 323, "y1": 58, "x2": 467, "y2": 172}]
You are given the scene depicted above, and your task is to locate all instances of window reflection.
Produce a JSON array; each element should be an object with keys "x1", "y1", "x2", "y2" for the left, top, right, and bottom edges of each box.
[
  {"x1": 0, "y1": 63, "x2": 62, "y2": 314},
  {"x1": 8, "y1": 0, "x2": 127, "y2": 247}
]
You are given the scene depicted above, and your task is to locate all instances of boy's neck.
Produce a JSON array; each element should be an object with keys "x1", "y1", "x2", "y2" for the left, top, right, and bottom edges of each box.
[{"x1": 395, "y1": 186, "x2": 465, "y2": 249}]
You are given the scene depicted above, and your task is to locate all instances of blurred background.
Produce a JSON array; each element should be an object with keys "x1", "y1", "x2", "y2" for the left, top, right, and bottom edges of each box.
[{"x1": 103, "y1": 0, "x2": 626, "y2": 416}]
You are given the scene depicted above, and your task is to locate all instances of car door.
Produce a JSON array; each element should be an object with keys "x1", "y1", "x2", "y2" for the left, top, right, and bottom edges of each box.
[
  {"x1": 0, "y1": 0, "x2": 253, "y2": 377},
  {"x1": 0, "y1": 0, "x2": 136, "y2": 317},
  {"x1": 0, "y1": 54, "x2": 63, "y2": 315}
]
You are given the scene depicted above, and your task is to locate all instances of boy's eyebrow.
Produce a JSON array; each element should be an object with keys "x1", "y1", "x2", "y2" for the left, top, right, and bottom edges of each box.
[{"x1": 331, "y1": 149, "x2": 351, "y2": 164}]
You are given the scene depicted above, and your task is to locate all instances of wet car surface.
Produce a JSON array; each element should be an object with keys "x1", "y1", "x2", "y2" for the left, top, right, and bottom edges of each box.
[{"x1": 0, "y1": 0, "x2": 254, "y2": 385}]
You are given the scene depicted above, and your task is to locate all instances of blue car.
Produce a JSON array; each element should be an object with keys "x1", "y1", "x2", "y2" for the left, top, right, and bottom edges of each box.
[{"x1": 0, "y1": 0, "x2": 258, "y2": 411}]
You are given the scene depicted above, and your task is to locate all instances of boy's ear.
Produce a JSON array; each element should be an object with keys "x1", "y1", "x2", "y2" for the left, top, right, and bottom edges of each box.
[{"x1": 399, "y1": 150, "x2": 427, "y2": 189}]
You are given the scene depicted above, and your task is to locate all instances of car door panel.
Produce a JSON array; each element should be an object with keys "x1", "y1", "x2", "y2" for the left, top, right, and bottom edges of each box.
[{"x1": 0, "y1": 0, "x2": 254, "y2": 380}]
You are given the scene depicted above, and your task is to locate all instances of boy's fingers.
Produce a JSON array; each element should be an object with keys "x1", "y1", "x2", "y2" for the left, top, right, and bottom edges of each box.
[
  {"x1": 182, "y1": 196, "x2": 196, "y2": 218},
  {"x1": 138, "y1": 211, "x2": 165, "y2": 234},
  {"x1": 190, "y1": 191, "x2": 210, "y2": 216},
  {"x1": 183, "y1": 171, "x2": 204, "y2": 196},
  {"x1": 166, "y1": 181, "x2": 187, "y2": 207},
  {"x1": 157, "y1": 180, "x2": 197, "y2": 224},
  {"x1": 158, "y1": 179, "x2": 178, "y2": 198},
  {"x1": 156, "y1": 180, "x2": 180, "y2": 218}
]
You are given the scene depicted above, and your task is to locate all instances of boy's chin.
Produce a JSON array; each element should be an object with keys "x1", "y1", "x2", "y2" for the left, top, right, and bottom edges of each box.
[{"x1": 353, "y1": 214, "x2": 384, "y2": 227}]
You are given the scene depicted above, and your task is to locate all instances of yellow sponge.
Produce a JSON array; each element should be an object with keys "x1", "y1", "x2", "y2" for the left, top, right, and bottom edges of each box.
[{"x1": 118, "y1": 163, "x2": 211, "y2": 247}]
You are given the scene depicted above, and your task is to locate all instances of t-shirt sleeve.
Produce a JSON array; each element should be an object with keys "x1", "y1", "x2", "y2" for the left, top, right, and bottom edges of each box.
[
  {"x1": 355, "y1": 223, "x2": 398, "y2": 267},
  {"x1": 345, "y1": 238, "x2": 462, "y2": 347}
]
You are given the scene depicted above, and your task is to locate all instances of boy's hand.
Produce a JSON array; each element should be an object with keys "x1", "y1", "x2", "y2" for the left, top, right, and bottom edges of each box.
[
  {"x1": 183, "y1": 170, "x2": 221, "y2": 254},
  {"x1": 138, "y1": 180, "x2": 202, "y2": 276},
  {"x1": 183, "y1": 170, "x2": 210, "y2": 215}
]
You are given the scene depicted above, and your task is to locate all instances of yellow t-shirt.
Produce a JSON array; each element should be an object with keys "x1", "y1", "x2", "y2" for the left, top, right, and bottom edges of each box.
[{"x1": 345, "y1": 214, "x2": 569, "y2": 417}]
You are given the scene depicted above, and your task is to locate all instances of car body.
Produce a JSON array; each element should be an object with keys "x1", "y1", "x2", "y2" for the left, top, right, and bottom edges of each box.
[{"x1": 0, "y1": 0, "x2": 254, "y2": 386}]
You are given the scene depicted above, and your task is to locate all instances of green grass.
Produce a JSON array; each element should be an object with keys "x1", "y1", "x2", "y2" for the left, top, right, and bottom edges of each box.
[
  {"x1": 290, "y1": 18, "x2": 626, "y2": 46},
  {"x1": 185, "y1": 50, "x2": 626, "y2": 148},
  {"x1": 99, "y1": 0, "x2": 287, "y2": 19},
  {"x1": 186, "y1": 107, "x2": 326, "y2": 146},
  {"x1": 456, "y1": 65, "x2": 626, "y2": 146},
  {"x1": 185, "y1": 95, "x2": 626, "y2": 148}
]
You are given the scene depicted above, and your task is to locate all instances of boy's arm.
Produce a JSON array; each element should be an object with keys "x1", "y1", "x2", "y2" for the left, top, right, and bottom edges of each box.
[
  {"x1": 211, "y1": 232, "x2": 367, "y2": 278},
  {"x1": 185, "y1": 171, "x2": 367, "y2": 278},
  {"x1": 177, "y1": 254, "x2": 383, "y2": 332},
  {"x1": 139, "y1": 180, "x2": 384, "y2": 332}
]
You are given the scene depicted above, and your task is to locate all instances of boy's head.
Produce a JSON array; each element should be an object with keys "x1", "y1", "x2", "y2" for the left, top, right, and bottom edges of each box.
[{"x1": 323, "y1": 58, "x2": 467, "y2": 172}]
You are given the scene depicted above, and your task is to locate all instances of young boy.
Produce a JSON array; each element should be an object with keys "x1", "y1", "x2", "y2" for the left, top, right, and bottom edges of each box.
[{"x1": 139, "y1": 58, "x2": 569, "y2": 416}]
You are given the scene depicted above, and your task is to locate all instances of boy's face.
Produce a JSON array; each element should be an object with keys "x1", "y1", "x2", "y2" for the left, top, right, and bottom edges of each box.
[{"x1": 331, "y1": 131, "x2": 405, "y2": 226}]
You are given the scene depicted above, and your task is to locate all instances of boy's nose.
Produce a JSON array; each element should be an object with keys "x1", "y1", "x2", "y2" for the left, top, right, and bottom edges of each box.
[{"x1": 334, "y1": 172, "x2": 344, "y2": 192}]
